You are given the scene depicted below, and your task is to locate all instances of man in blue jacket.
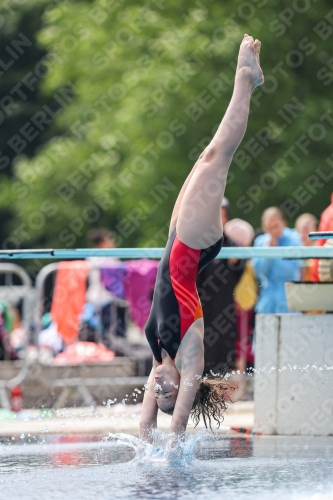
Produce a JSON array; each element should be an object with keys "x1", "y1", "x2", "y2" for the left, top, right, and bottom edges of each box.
[{"x1": 253, "y1": 207, "x2": 301, "y2": 313}]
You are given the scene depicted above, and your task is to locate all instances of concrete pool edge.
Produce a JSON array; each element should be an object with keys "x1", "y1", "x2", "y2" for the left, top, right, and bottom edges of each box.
[{"x1": 0, "y1": 401, "x2": 254, "y2": 437}]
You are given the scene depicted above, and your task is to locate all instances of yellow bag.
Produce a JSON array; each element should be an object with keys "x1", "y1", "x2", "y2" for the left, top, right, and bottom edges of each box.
[{"x1": 234, "y1": 260, "x2": 258, "y2": 311}]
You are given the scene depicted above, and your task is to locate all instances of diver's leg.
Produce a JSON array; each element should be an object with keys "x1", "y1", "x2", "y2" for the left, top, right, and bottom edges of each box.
[
  {"x1": 176, "y1": 35, "x2": 263, "y2": 249},
  {"x1": 168, "y1": 157, "x2": 201, "y2": 236}
]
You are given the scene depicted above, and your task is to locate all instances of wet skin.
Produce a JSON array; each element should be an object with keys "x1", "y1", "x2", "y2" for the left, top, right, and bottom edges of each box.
[{"x1": 153, "y1": 363, "x2": 180, "y2": 413}]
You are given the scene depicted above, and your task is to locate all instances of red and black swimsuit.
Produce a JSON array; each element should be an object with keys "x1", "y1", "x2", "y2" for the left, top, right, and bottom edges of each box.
[{"x1": 145, "y1": 227, "x2": 223, "y2": 363}]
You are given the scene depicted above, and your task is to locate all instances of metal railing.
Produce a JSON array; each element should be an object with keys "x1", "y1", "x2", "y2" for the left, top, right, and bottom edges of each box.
[
  {"x1": 0, "y1": 245, "x2": 333, "y2": 259},
  {"x1": 32, "y1": 262, "x2": 146, "y2": 408},
  {"x1": 0, "y1": 264, "x2": 34, "y2": 408}
]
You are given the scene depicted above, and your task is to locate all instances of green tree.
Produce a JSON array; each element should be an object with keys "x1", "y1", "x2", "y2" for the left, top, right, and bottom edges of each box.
[
  {"x1": 0, "y1": 0, "x2": 61, "y2": 245},
  {"x1": 3, "y1": 0, "x2": 333, "y2": 249}
]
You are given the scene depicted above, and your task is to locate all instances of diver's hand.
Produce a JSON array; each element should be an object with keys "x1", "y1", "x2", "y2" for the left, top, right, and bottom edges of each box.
[
  {"x1": 165, "y1": 436, "x2": 183, "y2": 462},
  {"x1": 165, "y1": 429, "x2": 185, "y2": 463},
  {"x1": 139, "y1": 421, "x2": 156, "y2": 443}
]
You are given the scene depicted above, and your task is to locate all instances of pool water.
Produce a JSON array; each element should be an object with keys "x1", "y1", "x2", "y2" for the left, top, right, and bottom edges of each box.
[{"x1": 0, "y1": 434, "x2": 332, "y2": 500}]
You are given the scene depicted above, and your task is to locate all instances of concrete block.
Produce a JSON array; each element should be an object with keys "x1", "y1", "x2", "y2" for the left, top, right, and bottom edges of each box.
[{"x1": 254, "y1": 314, "x2": 333, "y2": 436}]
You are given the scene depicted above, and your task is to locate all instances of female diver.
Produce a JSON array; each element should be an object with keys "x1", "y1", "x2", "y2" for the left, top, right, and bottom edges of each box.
[{"x1": 140, "y1": 34, "x2": 264, "y2": 446}]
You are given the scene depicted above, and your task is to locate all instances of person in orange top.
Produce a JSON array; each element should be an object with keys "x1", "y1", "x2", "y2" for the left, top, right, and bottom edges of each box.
[{"x1": 311, "y1": 193, "x2": 333, "y2": 282}]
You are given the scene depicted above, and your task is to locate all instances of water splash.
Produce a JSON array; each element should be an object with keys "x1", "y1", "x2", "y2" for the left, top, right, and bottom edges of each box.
[
  {"x1": 103, "y1": 430, "x2": 211, "y2": 468},
  {"x1": 251, "y1": 364, "x2": 333, "y2": 374},
  {"x1": 103, "y1": 432, "x2": 142, "y2": 459}
]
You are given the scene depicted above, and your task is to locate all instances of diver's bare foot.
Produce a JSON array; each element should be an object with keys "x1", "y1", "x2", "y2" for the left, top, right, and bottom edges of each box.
[{"x1": 236, "y1": 34, "x2": 264, "y2": 90}]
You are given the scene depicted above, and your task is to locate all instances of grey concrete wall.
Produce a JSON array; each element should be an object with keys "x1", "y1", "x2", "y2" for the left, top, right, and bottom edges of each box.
[{"x1": 254, "y1": 314, "x2": 333, "y2": 436}]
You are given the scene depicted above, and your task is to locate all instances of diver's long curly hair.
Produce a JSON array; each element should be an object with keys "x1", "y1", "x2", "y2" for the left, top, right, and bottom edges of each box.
[
  {"x1": 158, "y1": 370, "x2": 235, "y2": 429},
  {"x1": 191, "y1": 376, "x2": 234, "y2": 430}
]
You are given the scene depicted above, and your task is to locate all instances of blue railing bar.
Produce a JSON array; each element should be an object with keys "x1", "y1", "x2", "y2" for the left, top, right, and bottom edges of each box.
[
  {"x1": 309, "y1": 231, "x2": 333, "y2": 240},
  {"x1": 0, "y1": 246, "x2": 333, "y2": 259}
]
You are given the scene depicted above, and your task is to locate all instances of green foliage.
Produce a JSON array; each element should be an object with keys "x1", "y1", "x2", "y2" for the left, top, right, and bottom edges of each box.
[
  {"x1": 2, "y1": 0, "x2": 333, "y2": 249},
  {"x1": 0, "y1": 0, "x2": 59, "y2": 242}
]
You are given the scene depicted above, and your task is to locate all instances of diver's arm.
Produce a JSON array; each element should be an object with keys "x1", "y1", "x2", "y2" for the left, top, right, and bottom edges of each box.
[
  {"x1": 170, "y1": 328, "x2": 204, "y2": 437},
  {"x1": 165, "y1": 331, "x2": 204, "y2": 461},
  {"x1": 139, "y1": 358, "x2": 159, "y2": 442}
]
